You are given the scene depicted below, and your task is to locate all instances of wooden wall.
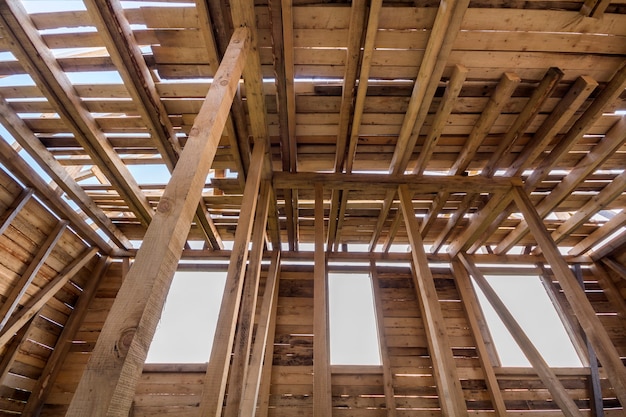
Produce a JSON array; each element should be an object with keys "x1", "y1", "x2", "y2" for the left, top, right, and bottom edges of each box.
[{"x1": 33, "y1": 259, "x2": 626, "y2": 416}]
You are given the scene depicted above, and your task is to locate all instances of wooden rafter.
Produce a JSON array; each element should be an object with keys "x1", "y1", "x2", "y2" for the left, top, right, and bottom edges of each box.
[
  {"x1": 512, "y1": 186, "x2": 626, "y2": 406},
  {"x1": 0, "y1": 140, "x2": 113, "y2": 252},
  {"x1": 496, "y1": 116, "x2": 626, "y2": 254},
  {"x1": 0, "y1": 0, "x2": 154, "y2": 226},
  {"x1": 0, "y1": 187, "x2": 33, "y2": 236},
  {"x1": 65, "y1": 28, "x2": 250, "y2": 417},
  {"x1": 0, "y1": 95, "x2": 132, "y2": 249},
  {"x1": 84, "y1": 0, "x2": 224, "y2": 250}
]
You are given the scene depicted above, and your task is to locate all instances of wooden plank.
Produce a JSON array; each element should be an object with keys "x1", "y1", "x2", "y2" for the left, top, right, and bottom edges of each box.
[
  {"x1": 21, "y1": 257, "x2": 109, "y2": 417},
  {"x1": 198, "y1": 137, "x2": 268, "y2": 417},
  {"x1": 0, "y1": 221, "x2": 67, "y2": 331},
  {"x1": 451, "y1": 259, "x2": 507, "y2": 416},
  {"x1": 223, "y1": 180, "x2": 271, "y2": 417},
  {"x1": 512, "y1": 186, "x2": 626, "y2": 407},
  {"x1": 0, "y1": 247, "x2": 98, "y2": 349},
  {"x1": 313, "y1": 183, "x2": 331, "y2": 417},
  {"x1": 370, "y1": 261, "x2": 398, "y2": 417},
  {"x1": 457, "y1": 253, "x2": 584, "y2": 417},
  {"x1": 0, "y1": 1, "x2": 154, "y2": 226},
  {"x1": 398, "y1": 184, "x2": 468, "y2": 417},
  {"x1": 64, "y1": 27, "x2": 250, "y2": 417}
]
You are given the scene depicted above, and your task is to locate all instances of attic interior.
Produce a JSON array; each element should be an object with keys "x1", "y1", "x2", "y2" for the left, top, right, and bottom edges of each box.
[{"x1": 0, "y1": 0, "x2": 625, "y2": 416}]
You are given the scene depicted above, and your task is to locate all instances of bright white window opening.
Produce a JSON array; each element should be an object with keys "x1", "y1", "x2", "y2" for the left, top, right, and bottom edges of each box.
[
  {"x1": 473, "y1": 275, "x2": 582, "y2": 367},
  {"x1": 329, "y1": 273, "x2": 381, "y2": 365},
  {"x1": 146, "y1": 270, "x2": 227, "y2": 363}
]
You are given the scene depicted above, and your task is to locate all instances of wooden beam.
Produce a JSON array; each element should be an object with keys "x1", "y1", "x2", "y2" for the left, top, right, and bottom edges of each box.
[
  {"x1": 450, "y1": 72, "x2": 522, "y2": 176},
  {"x1": 198, "y1": 137, "x2": 268, "y2": 417},
  {"x1": 370, "y1": 260, "x2": 398, "y2": 417},
  {"x1": 482, "y1": 67, "x2": 564, "y2": 178},
  {"x1": 569, "y1": 209, "x2": 626, "y2": 257},
  {"x1": 239, "y1": 250, "x2": 281, "y2": 417},
  {"x1": 601, "y1": 258, "x2": 626, "y2": 281},
  {"x1": 0, "y1": 247, "x2": 98, "y2": 348},
  {"x1": 512, "y1": 186, "x2": 626, "y2": 406},
  {"x1": 505, "y1": 75, "x2": 598, "y2": 178},
  {"x1": 0, "y1": 141, "x2": 113, "y2": 252},
  {"x1": 457, "y1": 253, "x2": 584, "y2": 417},
  {"x1": 314, "y1": 183, "x2": 332, "y2": 417},
  {"x1": 389, "y1": 0, "x2": 470, "y2": 175},
  {"x1": 21, "y1": 256, "x2": 110, "y2": 417},
  {"x1": 0, "y1": 221, "x2": 67, "y2": 331},
  {"x1": 224, "y1": 180, "x2": 271, "y2": 417},
  {"x1": 65, "y1": 28, "x2": 250, "y2": 417},
  {"x1": 273, "y1": 172, "x2": 519, "y2": 193},
  {"x1": 398, "y1": 184, "x2": 468, "y2": 417},
  {"x1": 412, "y1": 64, "x2": 468, "y2": 175},
  {"x1": 451, "y1": 260, "x2": 507, "y2": 417},
  {"x1": 0, "y1": 316, "x2": 36, "y2": 387},
  {"x1": 84, "y1": 0, "x2": 224, "y2": 250},
  {"x1": 0, "y1": 94, "x2": 132, "y2": 249},
  {"x1": 496, "y1": 116, "x2": 626, "y2": 254},
  {"x1": 0, "y1": 0, "x2": 154, "y2": 226},
  {"x1": 0, "y1": 187, "x2": 33, "y2": 236},
  {"x1": 591, "y1": 262, "x2": 626, "y2": 319}
]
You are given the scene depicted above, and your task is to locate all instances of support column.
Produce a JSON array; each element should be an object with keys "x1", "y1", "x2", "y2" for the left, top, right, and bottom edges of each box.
[
  {"x1": 513, "y1": 186, "x2": 626, "y2": 406},
  {"x1": 313, "y1": 183, "x2": 332, "y2": 417},
  {"x1": 65, "y1": 27, "x2": 250, "y2": 417},
  {"x1": 398, "y1": 184, "x2": 469, "y2": 417}
]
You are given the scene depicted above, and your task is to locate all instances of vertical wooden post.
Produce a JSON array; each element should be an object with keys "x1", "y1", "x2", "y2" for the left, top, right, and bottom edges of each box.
[
  {"x1": 398, "y1": 184, "x2": 469, "y2": 417},
  {"x1": 239, "y1": 250, "x2": 281, "y2": 417},
  {"x1": 512, "y1": 186, "x2": 626, "y2": 406},
  {"x1": 199, "y1": 137, "x2": 269, "y2": 417},
  {"x1": 313, "y1": 183, "x2": 332, "y2": 417},
  {"x1": 457, "y1": 253, "x2": 583, "y2": 417},
  {"x1": 223, "y1": 180, "x2": 271, "y2": 417},
  {"x1": 65, "y1": 27, "x2": 250, "y2": 417}
]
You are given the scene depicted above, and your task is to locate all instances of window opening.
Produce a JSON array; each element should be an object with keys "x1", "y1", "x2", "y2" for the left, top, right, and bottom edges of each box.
[
  {"x1": 329, "y1": 272, "x2": 381, "y2": 365},
  {"x1": 146, "y1": 270, "x2": 226, "y2": 363},
  {"x1": 473, "y1": 274, "x2": 582, "y2": 367}
]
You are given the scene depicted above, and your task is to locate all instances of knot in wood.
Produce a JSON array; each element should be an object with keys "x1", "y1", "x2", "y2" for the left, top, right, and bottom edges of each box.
[
  {"x1": 220, "y1": 79, "x2": 228, "y2": 86},
  {"x1": 115, "y1": 327, "x2": 136, "y2": 358},
  {"x1": 157, "y1": 197, "x2": 173, "y2": 214}
]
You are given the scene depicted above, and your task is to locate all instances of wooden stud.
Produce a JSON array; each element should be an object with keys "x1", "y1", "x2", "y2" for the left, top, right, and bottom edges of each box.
[
  {"x1": 398, "y1": 184, "x2": 469, "y2": 417},
  {"x1": 21, "y1": 256, "x2": 110, "y2": 417},
  {"x1": 65, "y1": 28, "x2": 250, "y2": 417},
  {"x1": 239, "y1": 250, "x2": 281, "y2": 417},
  {"x1": 198, "y1": 136, "x2": 268, "y2": 417},
  {"x1": 223, "y1": 180, "x2": 271, "y2": 417},
  {"x1": 0, "y1": 221, "x2": 67, "y2": 331},
  {"x1": 370, "y1": 260, "x2": 398, "y2": 417},
  {"x1": 313, "y1": 183, "x2": 332, "y2": 417},
  {"x1": 451, "y1": 259, "x2": 507, "y2": 417},
  {"x1": 512, "y1": 186, "x2": 626, "y2": 406},
  {"x1": 0, "y1": 247, "x2": 98, "y2": 348},
  {"x1": 457, "y1": 253, "x2": 584, "y2": 417}
]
